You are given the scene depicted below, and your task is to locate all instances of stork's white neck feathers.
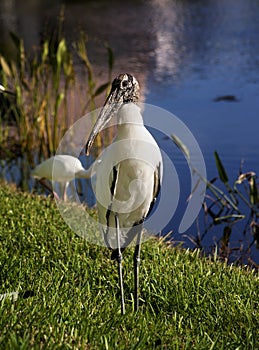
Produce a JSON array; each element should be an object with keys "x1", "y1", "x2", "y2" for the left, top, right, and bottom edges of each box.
[{"x1": 117, "y1": 103, "x2": 143, "y2": 126}]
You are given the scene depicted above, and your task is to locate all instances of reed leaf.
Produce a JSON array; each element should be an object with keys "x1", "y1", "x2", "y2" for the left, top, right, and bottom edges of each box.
[
  {"x1": 251, "y1": 221, "x2": 259, "y2": 248},
  {"x1": 206, "y1": 180, "x2": 239, "y2": 211},
  {"x1": 93, "y1": 82, "x2": 110, "y2": 98},
  {"x1": 56, "y1": 38, "x2": 67, "y2": 71},
  {"x1": 171, "y1": 134, "x2": 190, "y2": 160},
  {"x1": 214, "y1": 151, "x2": 228, "y2": 183},
  {"x1": 0, "y1": 56, "x2": 12, "y2": 77},
  {"x1": 249, "y1": 175, "x2": 258, "y2": 205},
  {"x1": 42, "y1": 41, "x2": 49, "y2": 63},
  {"x1": 214, "y1": 214, "x2": 245, "y2": 223},
  {"x1": 10, "y1": 32, "x2": 25, "y2": 79}
]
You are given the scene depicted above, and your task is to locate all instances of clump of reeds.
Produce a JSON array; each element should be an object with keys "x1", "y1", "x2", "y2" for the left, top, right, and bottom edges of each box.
[
  {"x1": 203, "y1": 152, "x2": 259, "y2": 261},
  {"x1": 0, "y1": 18, "x2": 114, "y2": 162},
  {"x1": 172, "y1": 135, "x2": 259, "y2": 264}
]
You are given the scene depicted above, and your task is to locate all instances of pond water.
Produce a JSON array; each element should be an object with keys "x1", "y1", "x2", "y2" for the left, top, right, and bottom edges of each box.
[{"x1": 1, "y1": 0, "x2": 259, "y2": 263}]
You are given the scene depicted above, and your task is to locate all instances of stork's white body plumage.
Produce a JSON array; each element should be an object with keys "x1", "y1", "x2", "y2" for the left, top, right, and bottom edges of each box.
[
  {"x1": 32, "y1": 155, "x2": 91, "y2": 182},
  {"x1": 32, "y1": 155, "x2": 91, "y2": 200},
  {"x1": 95, "y1": 103, "x2": 162, "y2": 249},
  {"x1": 85, "y1": 73, "x2": 162, "y2": 314}
]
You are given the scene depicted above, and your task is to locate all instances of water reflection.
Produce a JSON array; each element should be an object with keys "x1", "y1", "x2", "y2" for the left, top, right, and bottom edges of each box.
[
  {"x1": 1, "y1": 0, "x2": 259, "y2": 85},
  {"x1": 150, "y1": 0, "x2": 185, "y2": 82},
  {"x1": 149, "y1": 0, "x2": 259, "y2": 84}
]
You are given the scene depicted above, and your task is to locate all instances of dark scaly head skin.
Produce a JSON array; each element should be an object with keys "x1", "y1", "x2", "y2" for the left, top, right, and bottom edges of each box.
[
  {"x1": 85, "y1": 73, "x2": 140, "y2": 155},
  {"x1": 110, "y1": 73, "x2": 140, "y2": 103}
]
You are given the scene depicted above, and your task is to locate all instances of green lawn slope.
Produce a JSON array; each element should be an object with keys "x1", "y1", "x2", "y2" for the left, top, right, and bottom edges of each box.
[{"x1": 0, "y1": 183, "x2": 258, "y2": 349}]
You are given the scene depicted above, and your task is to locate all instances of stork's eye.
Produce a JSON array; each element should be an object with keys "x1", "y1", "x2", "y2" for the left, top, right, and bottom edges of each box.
[{"x1": 121, "y1": 80, "x2": 128, "y2": 88}]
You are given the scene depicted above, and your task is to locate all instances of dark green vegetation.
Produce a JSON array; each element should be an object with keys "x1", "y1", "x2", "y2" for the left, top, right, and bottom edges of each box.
[
  {"x1": 173, "y1": 134, "x2": 259, "y2": 263},
  {"x1": 200, "y1": 152, "x2": 259, "y2": 262},
  {"x1": 0, "y1": 183, "x2": 258, "y2": 349},
  {"x1": 0, "y1": 18, "x2": 114, "y2": 161}
]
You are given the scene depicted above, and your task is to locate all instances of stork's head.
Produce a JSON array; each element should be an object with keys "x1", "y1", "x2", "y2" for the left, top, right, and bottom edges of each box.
[{"x1": 85, "y1": 73, "x2": 140, "y2": 155}]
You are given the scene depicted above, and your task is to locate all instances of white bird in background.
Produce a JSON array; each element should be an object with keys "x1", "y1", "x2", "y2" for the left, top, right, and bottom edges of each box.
[
  {"x1": 85, "y1": 73, "x2": 162, "y2": 314},
  {"x1": 0, "y1": 84, "x2": 15, "y2": 95},
  {"x1": 31, "y1": 155, "x2": 91, "y2": 200}
]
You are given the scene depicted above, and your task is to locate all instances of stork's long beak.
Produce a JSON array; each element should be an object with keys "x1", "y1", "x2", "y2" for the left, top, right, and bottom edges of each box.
[{"x1": 85, "y1": 85, "x2": 124, "y2": 155}]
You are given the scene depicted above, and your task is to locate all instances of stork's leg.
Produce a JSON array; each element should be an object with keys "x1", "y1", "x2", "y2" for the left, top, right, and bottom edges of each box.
[
  {"x1": 63, "y1": 182, "x2": 69, "y2": 202},
  {"x1": 39, "y1": 178, "x2": 59, "y2": 200},
  {"x1": 115, "y1": 214, "x2": 125, "y2": 315},
  {"x1": 134, "y1": 229, "x2": 142, "y2": 311}
]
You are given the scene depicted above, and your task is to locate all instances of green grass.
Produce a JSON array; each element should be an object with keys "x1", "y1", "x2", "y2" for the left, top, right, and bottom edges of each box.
[{"x1": 0, "y1": 183, "x2": 258, "y2": 349}]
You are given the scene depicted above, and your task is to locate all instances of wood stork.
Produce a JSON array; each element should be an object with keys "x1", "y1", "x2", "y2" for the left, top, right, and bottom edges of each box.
[
  {"x1": 31, "y1": 155, "x2": 91, "y2": 200},
  {"x1": 85, "y1": 73, "x2": 162, "y2": 314}
]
